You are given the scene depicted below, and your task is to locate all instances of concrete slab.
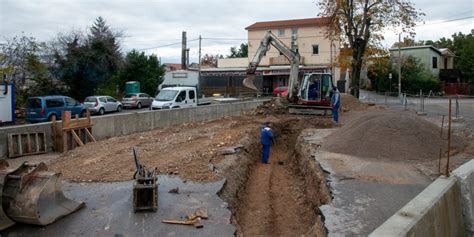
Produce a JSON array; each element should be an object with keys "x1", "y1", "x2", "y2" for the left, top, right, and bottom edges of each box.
[
  {"x1": 2, "y1": 176, "x2": 235, "y2": 237},
  {"x1": 320, "y1": 179, "x2": 427, "y2": 236},
  {"x1": 302, "y1": 128, "x2": 431, "y2": 236}
]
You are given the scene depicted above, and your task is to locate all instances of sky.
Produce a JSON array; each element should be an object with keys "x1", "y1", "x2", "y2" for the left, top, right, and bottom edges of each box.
[{"x1": 1, "y1": 0, "x2": 473, "y2": 64}]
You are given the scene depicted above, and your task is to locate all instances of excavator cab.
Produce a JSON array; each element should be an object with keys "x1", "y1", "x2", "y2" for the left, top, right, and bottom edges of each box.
[{"x1": 298, "y1": 73, "x2": 333, "y2": 106}]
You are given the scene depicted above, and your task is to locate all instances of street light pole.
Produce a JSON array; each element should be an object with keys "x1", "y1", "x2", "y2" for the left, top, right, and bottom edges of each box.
[{"x1": 398, "y1": 33, "x2": 402, "y2": 97}]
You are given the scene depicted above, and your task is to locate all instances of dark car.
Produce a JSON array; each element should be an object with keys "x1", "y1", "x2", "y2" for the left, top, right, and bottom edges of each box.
[
  {"x1": 121, "y1": 93, "x2": 153, "y2": 109},
  {"x1": 26, "y1": 96, "x2": 86, "y2": 122},
  {"x1": 273, "y1": 86, "x2": 288, "y2": 96}
]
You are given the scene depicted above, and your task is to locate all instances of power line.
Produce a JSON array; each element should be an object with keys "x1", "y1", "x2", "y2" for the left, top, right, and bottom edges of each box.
[
  {"x1": 415, "y1": 16, "x2": 474, "y2": 27},
  {"x1": 136, "y1": 38, "x2": 199, "y2": 51}
]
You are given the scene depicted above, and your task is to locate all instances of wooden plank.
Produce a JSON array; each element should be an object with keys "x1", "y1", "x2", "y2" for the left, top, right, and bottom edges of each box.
[
  {"x1": 71, "y1": 130, "x2": 84, "y2": 146},
  {"x1": 35, "y1": 133, "x2": 40, "y2": 152},
  {"x1": 8, "y1": 134, "x2": 15, "y2": 158},
  {"x1": 87, "y1": 110, "x2": 91, "y2": 125},
  {"x1": 17, "y1": 135, "x2": 22, "y2": 156},
  {"x1": 41, "y1": 132, "x2": 47, "y2": 152},
  {"x1": 85, "y1": 128, "x2": 97, "y2": 142},
  {"x1": 62, "y1": 111, "x2": 71, "y2": 129},
  {"x1": 62, "y1": 131, "x2": 68, "y2": 153},
  {"x1": 26, "y1": 133, "x2": 32, "y2": 154}
]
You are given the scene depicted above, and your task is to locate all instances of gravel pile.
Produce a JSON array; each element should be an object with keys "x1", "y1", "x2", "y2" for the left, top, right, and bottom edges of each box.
[{"x1": 324, "y1": 111, "x2": 467, "y2": 161}]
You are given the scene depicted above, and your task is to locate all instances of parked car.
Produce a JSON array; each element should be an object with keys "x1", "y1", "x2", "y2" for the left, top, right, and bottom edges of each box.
[
  {"x1": 26, "y1": 96, "x2": 86, "y2": 122},
  {"x1": 84, "y1": 96, "x2": 122, "y2": 115},
  {"x1": 273, "y1": 86, "x2": 288, "y2": 96},
  {"x1": 121, "y1": 93, "x2": 153, "y2": 109}
]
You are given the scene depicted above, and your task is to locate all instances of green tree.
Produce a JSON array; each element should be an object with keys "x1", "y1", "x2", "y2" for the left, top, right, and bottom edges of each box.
[
  {"x1": 318, "y1": 0, "x2": 424, "y2": 98},
  {"x1": 116, "y1": 50, "x2": 165, "y2": 97},
  {"x1": 53, "y1": 17, "x2": 123, "y2": 100},
  {"x1": 228, "y1": 43, "x2": 248, "y2": 58},
  {"x1": 400, "y1": 56, "x2": 440, "y2": 94},
  {"x1": 367, "y1": 56, "x2": 393, "y2": 92}
]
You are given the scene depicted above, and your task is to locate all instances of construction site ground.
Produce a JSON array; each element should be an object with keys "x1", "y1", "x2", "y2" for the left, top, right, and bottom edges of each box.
[{"x1": 2, "y1": 94, "x2": 473, "y2": 236}]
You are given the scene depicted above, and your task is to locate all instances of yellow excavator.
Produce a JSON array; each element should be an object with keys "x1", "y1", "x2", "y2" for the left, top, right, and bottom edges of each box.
[{"x1": 243, "y1": 31, "x2": 335, "y2": 115}]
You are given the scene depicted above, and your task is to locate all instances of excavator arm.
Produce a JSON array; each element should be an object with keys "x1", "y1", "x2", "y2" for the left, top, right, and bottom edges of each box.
[{"x1": 243, "y1": 31, "x2": 300, "y2": 101}]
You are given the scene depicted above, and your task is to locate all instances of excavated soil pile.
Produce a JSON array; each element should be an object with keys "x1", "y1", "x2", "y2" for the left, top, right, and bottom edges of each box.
[
  {"x1": 341, "y1": 94, "x2": 369, "y2": 111},
  {"x1": 324, "y1": 111, "x2": 467, "y2": 161},
  {"x1": 253, "y1": 97, "x2": 288, "y2": 115}
]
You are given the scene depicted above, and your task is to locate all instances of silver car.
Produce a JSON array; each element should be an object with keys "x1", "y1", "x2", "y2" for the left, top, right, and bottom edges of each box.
[
  {"x1": 121, "y1": 93, "x2": 153, "y2": 109},
  {"x1": 84, "y1": 96, "x2": 123, "y2": 115}
]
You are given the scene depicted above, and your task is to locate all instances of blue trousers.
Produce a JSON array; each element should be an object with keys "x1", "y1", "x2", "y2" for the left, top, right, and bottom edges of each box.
[
  {"x1": 262, "y1": 145, "x2": 271, "y2": 163},
  {"x1": 332, "y1": 105, "x2": 339, "y2": 123}
]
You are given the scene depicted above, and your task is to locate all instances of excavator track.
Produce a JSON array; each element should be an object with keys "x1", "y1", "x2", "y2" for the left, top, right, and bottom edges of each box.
[{"x1": 287, "y1": 104, "x2": 333, "y2": 116}]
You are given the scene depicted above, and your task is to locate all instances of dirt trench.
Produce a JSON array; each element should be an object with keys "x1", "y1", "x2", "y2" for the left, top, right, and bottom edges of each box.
[{"x1": 219, "y1": 118, "x2": 332, "y2": 236}]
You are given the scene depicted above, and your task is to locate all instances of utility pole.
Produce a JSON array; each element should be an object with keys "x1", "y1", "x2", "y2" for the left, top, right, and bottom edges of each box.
[
  {"x1": 198, "y1": 35, "x2": 202, "y2": 90},
  {"x1": 398, "y1": 33, "x2": 402, "y2": 97},
  {"x1": 186, "y1": 48, "x2": 190, "y2": 68},
  {"x1": 182, "y1": 31, "x2": 187, "y2": 70}
]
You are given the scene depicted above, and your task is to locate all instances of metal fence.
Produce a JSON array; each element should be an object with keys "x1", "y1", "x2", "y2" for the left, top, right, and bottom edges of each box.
[{"x1": 359, "y1": 90, "x2": 474, "y2": 119}]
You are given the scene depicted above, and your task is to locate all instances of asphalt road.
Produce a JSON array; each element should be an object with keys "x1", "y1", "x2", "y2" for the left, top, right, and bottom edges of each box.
[{"x1": 359, "y1": 90, "x2": 474, "y2": 118}]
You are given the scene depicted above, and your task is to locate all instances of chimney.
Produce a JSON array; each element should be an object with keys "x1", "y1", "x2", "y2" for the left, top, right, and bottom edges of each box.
[{"x1": 181, "y1": 31, "x2": 187, "y2": 70}]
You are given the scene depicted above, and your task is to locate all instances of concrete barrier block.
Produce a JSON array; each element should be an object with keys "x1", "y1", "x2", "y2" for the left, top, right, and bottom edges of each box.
[
  {"x1": 452, "y1": 159, "x2": 474, "y2": 235},
  {"x1": 136, "y1": 111, "x2": 154, "y2": 132},
  {"x1": 114, "y1": 113, "x2": 139, "y2": 137},
  {"x1": 369, "y1": 177, "x2": 464, "y2": 237},
  {"x1": 91, "y1": 115, "x2": 116, "y2": 140}
]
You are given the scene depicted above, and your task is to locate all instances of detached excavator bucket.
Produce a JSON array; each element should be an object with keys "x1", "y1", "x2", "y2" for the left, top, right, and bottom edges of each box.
[
  {"x1": 0, "y1": 160, "x2": 15, "y2": 230},
  {"x1": 243, "y1": 74, "x2": 258, "y2": 91},
  {"x1": 0, "y1": 161, "x2": 84, "y2": 228}
]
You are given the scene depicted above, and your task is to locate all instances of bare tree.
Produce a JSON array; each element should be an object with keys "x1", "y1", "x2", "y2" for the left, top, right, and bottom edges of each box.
[{"x1": 318, "y1": 0, "x2": 424, "y2": 98}]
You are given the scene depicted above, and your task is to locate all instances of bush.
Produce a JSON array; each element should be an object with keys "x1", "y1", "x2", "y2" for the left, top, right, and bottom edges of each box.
[{"x1": 369, "y1": 55, "x2": 442, "y2": 95}]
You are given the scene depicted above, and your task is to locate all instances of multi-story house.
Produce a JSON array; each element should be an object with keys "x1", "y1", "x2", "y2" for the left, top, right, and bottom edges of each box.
[{"x1": 200, "y1": 17, "x2": 340, "y2": 96}]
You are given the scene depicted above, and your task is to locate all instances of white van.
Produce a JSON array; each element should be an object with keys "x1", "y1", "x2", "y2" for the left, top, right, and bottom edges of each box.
[
  {"x1": 151, "y1": 87, "x2": 199, "y2": 109},
  {"x1": 158, "y1": 70, "x2": 199, "y2": 91}
]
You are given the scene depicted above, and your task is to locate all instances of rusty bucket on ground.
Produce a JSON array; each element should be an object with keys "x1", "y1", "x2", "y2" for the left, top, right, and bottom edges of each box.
[
  {"x1": 132, "y1": 148, "x2": 158, "y2": 212},
  {"x1": 0, "y1": 160, "x2": 84, "y2": 230}
]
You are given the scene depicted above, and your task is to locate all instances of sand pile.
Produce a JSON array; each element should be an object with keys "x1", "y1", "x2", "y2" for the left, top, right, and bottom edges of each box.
[
  {"x1": 341, "y1": 94, "x2": 369, "y2": 111},
  {"x1": 253, "y1": 97, "x2": 288, "y2": 115},
  {"x1": 324, "y1": 111, "x2": 467, "y2": 161}
]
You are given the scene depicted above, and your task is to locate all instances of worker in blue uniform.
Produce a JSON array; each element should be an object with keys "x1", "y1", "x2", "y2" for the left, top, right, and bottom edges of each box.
[
  {"x1": 260, "y1": 122, "x2": 274, "y2": 164},
  {"x1": 331, "y1": 86, "x2": 341, "y2": 124}
]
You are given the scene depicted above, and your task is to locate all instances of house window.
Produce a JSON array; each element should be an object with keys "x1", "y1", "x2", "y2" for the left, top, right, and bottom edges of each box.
[
  {"x1": 278, "y1": 29, "x2": 285, "y2": 37},
  {"x1": 312, "y1": 45, "x2": 319, "y2": 55},
  {"x1": 444, "y1": 58, "x2": 448, "y2": 69},
  {"x1": 432, "y1": 57, "x2": 438, "y2": 69},
  {"x1": 292, "y1": 28, "x2": 298, "y2": 36}
]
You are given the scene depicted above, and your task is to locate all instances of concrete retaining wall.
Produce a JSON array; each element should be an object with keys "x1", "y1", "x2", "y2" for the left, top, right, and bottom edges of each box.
[
  {"x1": 370, "y1": 160, "x2": 474, "y2": 237},
  {"x1": 452, "y1": 159, "x2": 474, "y2": 236},
  {"x1": 0, "y1": 100, "x2": 264, "y2": 158}
]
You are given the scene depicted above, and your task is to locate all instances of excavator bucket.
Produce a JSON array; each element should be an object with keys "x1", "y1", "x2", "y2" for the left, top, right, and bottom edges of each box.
[
  {"x1": 243, "y1": 74, "x2": 258, "y2": 91},
  {"x1": 0, "y1": 161, "x2": 84, "y2": 229},
  {"x1": 0, "y1": 160, "x2": 15, "y2": 230}
]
